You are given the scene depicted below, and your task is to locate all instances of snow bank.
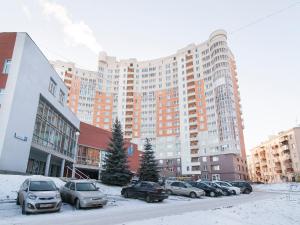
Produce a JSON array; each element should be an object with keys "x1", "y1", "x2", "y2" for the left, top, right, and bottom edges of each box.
[
  {"x1": 0, "y1": 174, "x2": 124, "y2": 201},
  {"x1": 253, "y1": 183, "x2": 300, "y2": 192},
  {"x1": 117, "y1": 194, "x2": 300, "y2": 225},
  {"x1": 0, "y1": 174, "x2": 65, "y2": 201}
]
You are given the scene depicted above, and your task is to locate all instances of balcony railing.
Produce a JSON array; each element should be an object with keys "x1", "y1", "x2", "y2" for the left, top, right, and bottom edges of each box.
[{"x1": 76, "y1": 156, "x2": 100, "y2": 167}]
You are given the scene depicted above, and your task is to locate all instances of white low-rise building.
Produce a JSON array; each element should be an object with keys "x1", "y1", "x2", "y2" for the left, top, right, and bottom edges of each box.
[{"x1": 0, "y1": 32, "x2": 80, "y2": 176}]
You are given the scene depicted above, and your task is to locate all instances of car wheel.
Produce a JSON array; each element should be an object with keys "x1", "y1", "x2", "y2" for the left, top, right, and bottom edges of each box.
[
  {"x1": 158, "y1": 199, "x2": 163, "y2": 202},
  {"x1": 123, "y1": 190, "x2": 129, "y2": 198},
  {"x1": 21, "y1": 202, "x2": 28, "y2": 215},
  {"x1": 75, "y1": 199, "x2": 81, "y2": 210},
  {"x1": 232, "y1": 190, "x2": 237, "y2": 195},
  {"x1": 16, "y1": 195, "x2": 20, "y2": 205},
  {"x1": 244, "y1": 189, "x2": 251, "y2": 194},
  {"x1": 146, "y1": 195, "x2": 152, "y2": 203},
  {"x1": 166, "y1": 190, "x2": 173, "y2": 195},
  {"x1": 190, "y1": 192, "x2": 197, "y2": 198},
  {"x1": 209, "y1": 191, "x2": 216, "y2": 197}
]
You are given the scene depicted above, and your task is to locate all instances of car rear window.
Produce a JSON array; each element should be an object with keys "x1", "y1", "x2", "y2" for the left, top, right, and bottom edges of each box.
[
  {"x1": 29, "y1": 181, "x2": 57, "y2": 191},
  {"x1": 76, "y1": 183, "x2": 97, "y2": 191}
]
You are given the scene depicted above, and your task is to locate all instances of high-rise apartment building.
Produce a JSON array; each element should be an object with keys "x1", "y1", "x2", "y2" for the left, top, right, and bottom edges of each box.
[
  {"x1": 248, "y1": 127, "x2": 300, "y2": 183},
  {"x1": 51, "y1": 30, "x2": 247, "y2": 180}
]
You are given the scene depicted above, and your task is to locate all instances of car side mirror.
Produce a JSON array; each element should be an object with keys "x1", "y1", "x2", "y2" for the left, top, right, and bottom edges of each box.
[
  {"x1": 56, "y1": 187, "x2": 60, "y2": 191},
  {"x1": 96, "y1": 187, "x2": 99, "y2": 191}
]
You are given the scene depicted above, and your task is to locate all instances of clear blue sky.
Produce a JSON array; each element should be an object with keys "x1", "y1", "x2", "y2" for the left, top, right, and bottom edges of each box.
[{"x1": 1, "y1": 0, "x2": 300, "y2": 153}]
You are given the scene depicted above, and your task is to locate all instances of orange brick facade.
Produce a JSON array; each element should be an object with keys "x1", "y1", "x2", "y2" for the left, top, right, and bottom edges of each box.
[{"x1": 0, "y1": 33, "x2": 16, "y2": 89}]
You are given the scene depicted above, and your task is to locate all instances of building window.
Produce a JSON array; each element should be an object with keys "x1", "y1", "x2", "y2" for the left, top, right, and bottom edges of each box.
[
  {"x1": 212, "y1": 156, "x2": 219, "y2": 162},
  {"x1": 49, "y1": 78, "x2": 57, "y2": 96},
  {"x1": 59, "y1": 89, "x2": 65, "y2": 105},
  {"x1": 212, "y1": 174, "x2": 220, "y2": 181},
  {"x1": 2, "y1": 59, "x2": 11, "y2": 74},
  {"x1": 212, "y1": 165, "x2": 220, "y2": 171},
  {"x1": 32, "y1": 97, "x2": 77, "y2": 158}
]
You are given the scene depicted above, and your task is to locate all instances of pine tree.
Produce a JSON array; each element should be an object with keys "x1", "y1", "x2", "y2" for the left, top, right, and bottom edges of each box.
[
  {"x1": 138, "y1": 138, "x2": 159, "y2": 182},
  {"x1": 101, "y1": 118, "x2": 132, "y2": 186}
]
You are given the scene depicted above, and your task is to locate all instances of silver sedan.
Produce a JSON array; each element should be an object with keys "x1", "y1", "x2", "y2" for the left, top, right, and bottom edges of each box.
[
  {"x1": 17, "y1": 178, "x2": 62, "y2": 215},
  {"x1": 60, "y1": 180, "x2": 108, "y2": 209},
  {"x1": 165, "y1": 181, "x2": 205, "y2": 198}
]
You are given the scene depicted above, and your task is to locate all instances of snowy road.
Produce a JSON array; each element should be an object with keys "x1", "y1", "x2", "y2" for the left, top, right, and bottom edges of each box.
[{"x1": 0, "y1": 191, "x2": 280, "y2": 225}]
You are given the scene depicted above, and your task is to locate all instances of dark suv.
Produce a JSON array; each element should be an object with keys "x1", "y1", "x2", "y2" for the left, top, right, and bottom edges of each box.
[
  {"x1": 188, "y1": 181, "x2": 223, "y2": 197},
  {"x1": 229, "y1": 181, "x2": 252, "y2": 194},
  {"x1": 121, "y1": 181, "x2": 168, "y2": 203}
]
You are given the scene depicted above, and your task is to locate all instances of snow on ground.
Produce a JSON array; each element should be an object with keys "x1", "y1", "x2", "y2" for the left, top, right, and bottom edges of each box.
[
  {"x1": 0, "y1": 174, "x2": 65, "y2": 201},
  {"x1": 117, "y1": 194, "x2": 300, "y2": 225},
  {"x1": 1, "y1": 174, "x2": 300, "y2": 225},
  {"x1": 253, "y1": 182, "x2": 300, "y2": 192}
]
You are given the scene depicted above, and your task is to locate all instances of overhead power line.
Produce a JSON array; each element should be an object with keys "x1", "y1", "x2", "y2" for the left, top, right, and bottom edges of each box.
[{"x1": 229, "y1": 1, "x2": 300, "y2": 35}]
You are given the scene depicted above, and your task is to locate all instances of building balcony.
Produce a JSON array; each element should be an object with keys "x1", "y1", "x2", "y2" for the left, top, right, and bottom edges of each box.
[
  {"x1": 272, "y1": 149, "x2": 279, "y2": 157},
  {"x1": 76, "y1": 156, "x2": 100, "y2": 168},
  {"x1": 189, "y1": 127, "x2": 198, "y2": 134},
  {"x1": 282, "y1": 153, "x2": 291, "y2": 161},
  {"x1": 189, "y1": 120, "x2": 197, "y2": 126},
  {"x1": 187, "y1": 81, "x2": 195, "y2": 88},
  {"x1": 187, "y1": 92, "x2": 196, "y2": 98},
  {"x1": 189, "y1": 136, "x2": 198, "y2": 142},
  {"x1": 190, "y1": 146, "x2": 199, "y2": 151},
  {"x1": 186, "y1": 55, "x2": 193, "y2": 61},
  {"x1": 284, "y1": 161, "x2": 293, "y2": 170},
  {"x1": 189, "y1": 109, "x2": 197, "y2": 115},
  {"x1": 190, "y1": 153, "x2": 199, "y2": 158},
  {"x1": 190, "y1": 161, "x2": 200, "y2": 167},
  {"x1": 281, "y1": 144, "x2": 290, "y2": 153},
  {"x1": 125, "y1": 112, "x2": 133, "y2": 117},
  {"x1": 279, "y1": 136, "x2": 289, "y2": 146},
  {"x1": 127, "y1": 74, "x2": 134, "y2": 79},
  {"x1": 275, "y1": 168, "x2": 282, "y2": 173},
  {"x1": 190, "y1": 142, "x2": 198, "y2": 148},
  {"x1": 286, "y1": 168, "x2": 294, "y2": 173},
  {"x1": 189, "y1": 113, "x2": 197, "y2": 119}
]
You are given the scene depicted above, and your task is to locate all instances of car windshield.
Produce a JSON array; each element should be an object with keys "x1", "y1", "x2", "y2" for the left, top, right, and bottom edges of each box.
[
  {"x1": 151, "y1": 183, "x2": 161, "y2": 188},
  {"x1": 212, "y1": 183, "x2": 221, "y2": 188},
  {"x1": 76, "y1": 183, "x2": 97, "y2": 191},
  {"x1": 29, "y1": 181, "x2": 57, "y2": 191},
  {"x1": 219, "y1": 182, "x2": 232, "y2": 187}
]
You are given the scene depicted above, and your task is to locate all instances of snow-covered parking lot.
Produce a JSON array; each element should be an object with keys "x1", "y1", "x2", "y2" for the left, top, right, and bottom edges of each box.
[{"x1": 0, "y1": 174, "x2": 300, "y2": 225}]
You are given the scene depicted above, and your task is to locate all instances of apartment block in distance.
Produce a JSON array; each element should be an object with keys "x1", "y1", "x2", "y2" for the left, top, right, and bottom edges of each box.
[
  {"x1": 0, "y1": 32, "x2": 80, "y2": 176},
  {"x1": 51, "y1": 30, "x2": 247, "y2": 180},
  {"x1": 248, "y1": 127, "x2": 300, "y2": 183}
]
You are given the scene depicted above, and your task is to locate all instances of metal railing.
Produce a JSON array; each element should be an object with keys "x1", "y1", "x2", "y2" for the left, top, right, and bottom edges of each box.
[{"x1": 65, "y1": 165, "x2": 90, "y2": 179}]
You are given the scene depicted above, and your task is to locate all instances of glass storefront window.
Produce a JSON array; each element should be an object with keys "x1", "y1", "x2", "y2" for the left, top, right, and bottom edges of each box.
[{"x1": 32, "y1": 97, "x2": 78, "y2": 158}]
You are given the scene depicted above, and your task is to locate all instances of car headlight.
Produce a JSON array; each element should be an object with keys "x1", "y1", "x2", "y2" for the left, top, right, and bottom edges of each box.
[{"x1": 28, "y1": 193, "x2": 37, "y2": 200}]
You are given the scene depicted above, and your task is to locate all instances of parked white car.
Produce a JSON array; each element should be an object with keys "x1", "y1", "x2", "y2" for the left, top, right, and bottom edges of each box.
[
  {"x1": 17, "y1": 178, "x2": 62, "y2": 215},
  {"x1": 213, "y1": 181, "x2": 241, "y2": 195}
]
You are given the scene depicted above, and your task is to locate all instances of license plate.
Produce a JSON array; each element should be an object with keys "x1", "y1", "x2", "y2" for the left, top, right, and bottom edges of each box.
[{"x1": 40, "y1": 204, "x2": 53, "y2": 208}]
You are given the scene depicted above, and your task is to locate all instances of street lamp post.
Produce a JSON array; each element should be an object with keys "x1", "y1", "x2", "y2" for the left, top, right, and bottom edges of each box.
[{"x1": 72, "y1": 131, "x2": 80, "y2": 178}]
